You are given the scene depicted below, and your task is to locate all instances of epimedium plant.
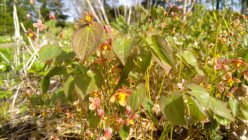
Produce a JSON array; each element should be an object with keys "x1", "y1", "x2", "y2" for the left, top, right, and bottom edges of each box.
[{"x1": 34, "y1": 5, "x2": 248, "y2": 139}]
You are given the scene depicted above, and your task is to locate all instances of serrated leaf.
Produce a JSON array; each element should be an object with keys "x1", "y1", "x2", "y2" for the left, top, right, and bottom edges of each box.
[
  {"x1": 112, "y1": 36, "x2": 133, "y2": 65},
  {"x1": 74, "y1": 73, "x2": 98, "y2": 99},
  {"x1": 159, "y1": 93, "x2": 186, "y2": 125},
  {"x1": 39, "y1": 45, "x2": 62, "y2": 62},
  {"x1": 72, "y1": 22, "x2": 103, "y2": 62},
  {"x1": 187, "y1": 96, "x2": 207, "y2": 122},
  {"x1": 128, "y1": 84, "x2": 146, "y2": 112},
  {"x1": 186, "y1": 84, "x2": 234, "y2": 121},
  {"x1": 181, "y1": 50, "x2": 198, "y2": 67},
  {"x1": 146, "y1": 35, "x2": 175, "y2": 68},
  {"x1": 186, "y1": 84, "x2": 209, "y2": 107},
  {"x1": 209, "y1": 97, "x2": 234, "y2": 121},
  {"x1": 181, "y1": 50, "x2": 204, "y2": 75}
]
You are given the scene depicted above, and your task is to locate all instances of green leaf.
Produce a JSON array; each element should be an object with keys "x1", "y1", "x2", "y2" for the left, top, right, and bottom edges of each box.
[
  {"x1": 40, "y1": 66, "x2": 67, "y2": 94},
  {"x1": 159, "y1": 93, "x2": 186, "y2": 125},
  {"x1": 214, "y1": 115, "x2": 230, "y2": 125},
  {"x1": 41, "y1": 76, "x2": 50, "y2": 93},
  {"x1": 142, "y1": 98, "x2": 154, "y2": 112},
  {"x1": 128, "y1": 84, "x2": 146, "y2": 113},
  {"x1": 186, "y1": 84, "x2": 234, "y2": 121},
  {"x1": 181, "y1": 50, "x2": 204, "y2": 75},
  {"x1": 119, "y1": 126, "x2": 130, "y2": 140},
  {"x1": 112, "y1": 36, "x2": 133, "y2": 65},
  {"x1": 186, "y1": 84, "x2": 209, "y2": 107},
  {"x1": 39, "y1": 45, "x2": 62, "y2": 62},
  {"x1": 181, "y1": 50, "x2": 198, "y2": 67},
  {"x1": 241, "y1": 108, "x2": 248, "y2": 120},
  {"x1": 55, "y1": 51, "x2": 76, "y2": 64},
  {"x1": 74, "y1": 72, "x2": 98, "y2": 99},
  {"x1": 228, "y1": 97, "x2": 239, "y2": 117},
  {"x1": 135, "y1": 50, "x2": 152, "y2": 73},
  {"x1": 114, "y1": 54, "x2": 135, "y2": 91},
  {"x1": 209, "y1": 97, "x2": 234, "y2": 121},
  {"x1": 146, "y1": 35, "x2": 175, "y2": 67},
  {"x1": 46, "y1": 66, "x2": 67, "y2": 78},
  {"x1": 187, "y1": 96, "x2": 207, "y2": 122},
  {"x1": 71, "y1": 22, "x2": 103, "y2": 62},
  {"x1": 63, "y1": 75, "x2": 74, "y2": 98},
  {"x1": 87, "y1": 111, "x2": 100, "y2": 128}
]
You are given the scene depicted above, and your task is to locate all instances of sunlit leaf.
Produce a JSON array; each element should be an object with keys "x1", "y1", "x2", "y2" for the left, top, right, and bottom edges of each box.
[
  {"x1": 159, "y1": 93, "x2": 186, "y2": 126},
  {"x1": 71, "y1": 22, "x2": 104, "y2": 62},
  {"x1": 112, "y1": 36, "x2": 133, "y2": 65},
  {"x1": 187, "y1": 84, "x2": 234, "y2": 121},
  {"x1": 74, "y1": 72, "x2": 98, "y2": 99},
  {"x1": 228, "y1": 97, "x2": 239, "y2": 117},
  {"x1": 128, "y1": 84, "x2": 146, "y2": 113},
  {"x1": 39, "y1": 45, "x2": 62, "y2": 62},
  {"x1": 187, "y1": 96, "x2": 207, "y2": 122},
  {"x1": 146, "y1": 35, "x2": 175, "y2": 68}
]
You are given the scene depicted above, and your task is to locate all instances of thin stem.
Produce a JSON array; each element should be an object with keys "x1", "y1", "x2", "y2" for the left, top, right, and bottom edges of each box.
[{"x1": 86, "y1": 0, "x2": 101, "y2": 23}]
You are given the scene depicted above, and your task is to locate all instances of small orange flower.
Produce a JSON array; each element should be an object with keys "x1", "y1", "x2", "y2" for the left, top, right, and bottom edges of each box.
[
  {"x1": 99, "y1": 39, "x2": 112, "y2": 51},
  {"x1": 99, "y1": 43, "x2": 112, "y2": 51},
  {"x1": 82, "y1": 12, "x2": 94, "y2": 25},
  {"x1": 231, "y1": 58, "x2": 247, "y2": 69},
  {"x1": 224, "y1": 72, "x2": 240, "y2": 86},
  {"x1": 26, "y1": 29, "x2": 36, "y2": 40},
  {"x1": 110, "y1": 88, "x2": 132, "y2": 106}
]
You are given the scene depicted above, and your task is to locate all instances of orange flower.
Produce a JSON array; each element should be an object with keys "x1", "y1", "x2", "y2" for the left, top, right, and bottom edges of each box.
[
  {"x1": 224, "y1": 72, "x2": 240, "y2": 86},
  {"x1": 99, "y1": 43, "x2": 111, "y2": 51},
  {"x1": 82, "y1": 12, "x2": 94, "y2": 25},
  {"x1": 26, "y1": 29, "x2": 36, "y2": 40},
  {"x1": 110, "y1": 88, "x2": 132, "y2": 106},
  {"x1": 231, "y1": 58, "x2": 247, "y2": 69}
]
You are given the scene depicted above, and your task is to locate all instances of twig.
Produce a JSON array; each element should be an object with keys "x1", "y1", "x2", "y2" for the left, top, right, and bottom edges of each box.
[
  {"x1": 11, "y1": 82, "x2": 23, "y2": 110},
  {"x1": 96, "y1": 0, "x2": 110, "y2": 25},
  {"x1": 189, "y1": 0, "x2": 196, "y2": 12},
  {"x1": 183, "y1": 0, "x2": 188, "y2": 20},
  {"x1": 128, "y1": 7, "x2": 132, "y2": 24}
]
